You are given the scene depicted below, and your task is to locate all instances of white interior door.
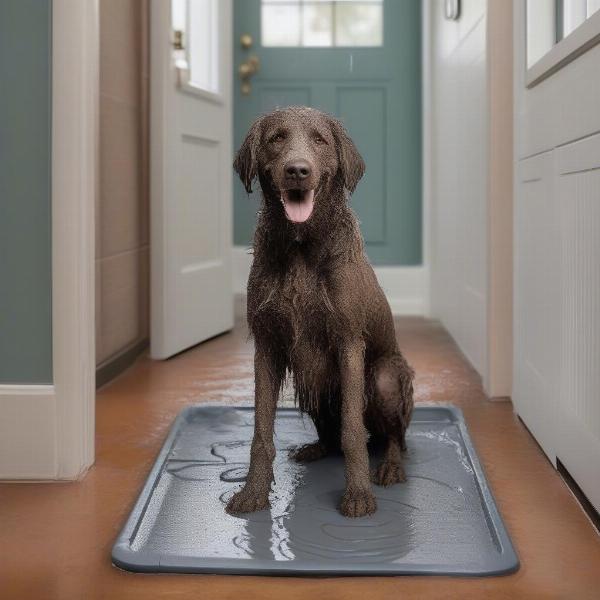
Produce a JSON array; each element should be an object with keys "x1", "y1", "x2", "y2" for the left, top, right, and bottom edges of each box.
[
  {"x1": 150, "y1": 0, "x2": 233, "y2": 359},
  {"x1": 513, "y1": 1, "x2": 600, "y2": 511}
]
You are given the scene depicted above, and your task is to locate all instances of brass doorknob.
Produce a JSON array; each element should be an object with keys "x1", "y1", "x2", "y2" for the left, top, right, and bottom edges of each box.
[
  {"x1": 173, "y1": 29, "x2": 184, "y2": 51},
  {"x1": 239, "y1": 55, "x2": 259, "y2": 95},
  {"x1": 240, "y1": 33, "x2": 253, "y2": 49}
]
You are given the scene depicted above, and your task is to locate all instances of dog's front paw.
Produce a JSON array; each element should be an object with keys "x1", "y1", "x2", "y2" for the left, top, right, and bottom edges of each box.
[
  {"x1": 226, "y1": 486, "x2": 270, "y2": 515},
  {"x1": 372, "y1": 460, "x2": 406, "y2": 487},
  {"x1": 339, "y1": 487, "x2": 377, "y2": 518}
]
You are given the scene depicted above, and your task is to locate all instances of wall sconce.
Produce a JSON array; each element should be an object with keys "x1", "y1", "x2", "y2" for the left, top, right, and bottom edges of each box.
[{"x1": 445, "y1": 0, "x2": 461, "y2": 20}]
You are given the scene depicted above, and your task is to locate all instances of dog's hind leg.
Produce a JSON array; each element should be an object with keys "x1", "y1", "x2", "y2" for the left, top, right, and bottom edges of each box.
[
  {"x1": 289, "y1": 399, "x2": 341, "y2": 463},
  {"x1": 372, "y1": 438, "x2": 405, "y2": 486},
  {"x1": 369, "y1": 353, "x2": 414, "y2": 487},
  {"x1": 289, "y1": 440, "x2": 328, "y2": 462}
]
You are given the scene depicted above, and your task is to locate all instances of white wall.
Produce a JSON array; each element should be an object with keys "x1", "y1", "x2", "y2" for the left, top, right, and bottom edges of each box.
[
  {"x1": 429, "y1": 0, "x2": 513, "y2": 397},
  {"x1": 513, "y1": 1, "x2": 600, "y2": 511},
  {"x1": 430, "y1": 0, "x2": 488, "y2": 381}
]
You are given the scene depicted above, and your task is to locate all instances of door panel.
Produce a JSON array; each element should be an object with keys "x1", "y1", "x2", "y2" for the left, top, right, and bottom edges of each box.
[
  {"x1": 176, "y1": 136, "x2": 220, "y2": 264},
  {"x1": 233, "y1": 0, "x2": 422, "y2": 265},
  {"x1": 337, "y1": 86, "x2": 386, "y2": 243},
  {"x1": 514, "y1": 3, "x2": 600, "y2": 511},
  {"x1": 555, "y1": 135, "x2": 600, "y2": 513},
  {"x1": 150, "y1": 0, "x2": 233, "y2": 359},
  {"x1": 260, "y1": 87, "x2": 311, "y2": 110},
  {"x1": 514, "y1": 152, "x2": 559, "y2": 464}
]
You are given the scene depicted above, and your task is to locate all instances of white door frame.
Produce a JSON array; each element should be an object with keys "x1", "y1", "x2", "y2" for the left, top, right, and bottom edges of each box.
[
  {"x1": 0, "y1": 0, "x2": 97, "y2": 479},
  {"x1": 421, "y1": 0, "x2": 433, "y2": 317}
]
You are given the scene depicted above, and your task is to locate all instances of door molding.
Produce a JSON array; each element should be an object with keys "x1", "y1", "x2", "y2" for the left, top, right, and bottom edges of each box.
[
  {"x1": 421, "y1": 0, "x2": 432, "y2": 317},
  {"x1": 1, "y1": 0, "x2": 97, "y2": 480},
  {"x1": 51, "y1": 0, "x2": 97, "y2": 479},
  {"x1": 0, "y1": 0, "x2": 98, "y2": 481}
]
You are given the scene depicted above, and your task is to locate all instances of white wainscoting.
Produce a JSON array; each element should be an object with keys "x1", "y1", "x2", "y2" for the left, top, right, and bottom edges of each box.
[
  {"x1": 0, "y1": 385, "x2": 57, "y2": 479},
  {"x1": 232, "y1": 246, "x2": 428, "y2": 316}
]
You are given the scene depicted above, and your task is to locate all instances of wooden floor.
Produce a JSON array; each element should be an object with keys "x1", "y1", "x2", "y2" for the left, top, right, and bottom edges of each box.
[{"x1": 2, "y1": 317, "x2": 600, "y2": 599}]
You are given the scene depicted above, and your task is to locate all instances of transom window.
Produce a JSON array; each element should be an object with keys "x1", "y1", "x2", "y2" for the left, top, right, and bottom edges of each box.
[{"x1": 261, "y1": 0, "x2": 383, "y2": 48}]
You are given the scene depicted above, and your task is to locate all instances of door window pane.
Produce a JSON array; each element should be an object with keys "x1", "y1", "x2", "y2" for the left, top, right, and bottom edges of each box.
[
  {"x1": 589, "y1": 0, "x2": 600, "y2": 17},
  {"x1": 526, "y1": 0, "x2": 555, "y2": 66},
  {"x1": 261, "y1": 0, "x2": 383, "y2": 47},
  {"x1": 526, "y1": 0, "x2": 600, "y2": 67},
  {"x1": 303, "y1": 3, "x2": 333, "y2": 46},
  {"x1": 561, "y1": 0, "x2": 587, "y2": 38},
  {"x1": 188, "y1": 0, "x2": 219, "y2": 93},
  {"x1": 261, "y1": 3, "x2": 301, "y2": 46},
  {"x1": 172, "y1": 0, "x2": 220, "y2": 94},
  {"x1": 172, "y1": 0, "x2": 186, "y2": 31},
  {"x1": 556, "y1": 0, "x2": 600, "y2": 41},
  {"x1": 335, "y1": 2, "x2": 383, "y2": 46}
]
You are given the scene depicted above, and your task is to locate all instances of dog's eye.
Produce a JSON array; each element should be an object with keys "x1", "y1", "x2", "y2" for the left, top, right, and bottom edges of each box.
[
  {"x1": 313, "y1": 135, "x2": 327, "y2": 145},
  {"x1": 269, "y1": 132, "x2": 286, "y2": 144}
]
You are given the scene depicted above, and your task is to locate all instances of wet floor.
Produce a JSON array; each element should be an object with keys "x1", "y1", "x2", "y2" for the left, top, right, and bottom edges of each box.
[{"x1": 1, "y1": 316, "x2": 599, "y2": 599}]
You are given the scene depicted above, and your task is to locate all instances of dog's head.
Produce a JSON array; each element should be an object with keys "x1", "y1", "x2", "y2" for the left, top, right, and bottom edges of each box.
[{"x1": 234, "y1": 106, "x2": 365, "y2": 224}]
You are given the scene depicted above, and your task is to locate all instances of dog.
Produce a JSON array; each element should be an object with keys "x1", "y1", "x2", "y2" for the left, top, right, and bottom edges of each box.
[{"x1": 227, "y1": 106, "x2": 414, "y2": 518}]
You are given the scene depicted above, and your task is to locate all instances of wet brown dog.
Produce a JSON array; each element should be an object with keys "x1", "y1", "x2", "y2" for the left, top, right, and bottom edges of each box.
[{"x1": 227, "y1": 106, "x2": 414, "y2": 518}]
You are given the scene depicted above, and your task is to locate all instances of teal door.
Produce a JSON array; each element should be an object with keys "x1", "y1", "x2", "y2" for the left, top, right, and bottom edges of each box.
[{"x1": 233, "y1": 0, "x2": 421, "y2": 265}]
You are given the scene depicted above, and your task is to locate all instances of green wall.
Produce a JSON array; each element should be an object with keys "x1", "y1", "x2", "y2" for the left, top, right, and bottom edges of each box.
[{"x1": 0, "y1": 0, "x2": 53, "y2": 383}]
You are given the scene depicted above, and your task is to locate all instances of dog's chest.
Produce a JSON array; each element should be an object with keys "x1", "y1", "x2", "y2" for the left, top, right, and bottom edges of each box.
[{"x1": 276, "y1": 258, "x2": 332, "y2": 344}]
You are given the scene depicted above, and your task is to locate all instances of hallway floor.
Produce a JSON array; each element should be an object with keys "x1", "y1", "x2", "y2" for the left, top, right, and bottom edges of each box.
[{"x1": 1, "y1": 317, "x2": 600, "y2": 599}]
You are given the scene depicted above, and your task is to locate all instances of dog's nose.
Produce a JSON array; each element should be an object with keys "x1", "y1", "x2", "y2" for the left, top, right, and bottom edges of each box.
[{"x1": 285, "y1": 160, "x2": 311, "y2": 181}]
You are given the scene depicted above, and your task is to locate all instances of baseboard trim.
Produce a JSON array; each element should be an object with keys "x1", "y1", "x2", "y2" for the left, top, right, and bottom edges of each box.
[
  {"x1": 557, "y1": 459, "x2": 600, "y2": 534},
  {"x1": 96, "y1": 339, "x2": 149, "y2": 389},
  {"x1": 374, "y1": 265, "x2": 428, "y2": 316},
  {"x1": 0, "y1": 385, "x2": 57, "y2": 479},
  {"x1": 232, "y1": 246, "x2": 427, "y2": 316}
]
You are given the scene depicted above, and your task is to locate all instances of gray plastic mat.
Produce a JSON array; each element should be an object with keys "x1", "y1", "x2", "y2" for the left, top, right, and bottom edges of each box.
[{"x1": 112, "y1": 404, "x2": 519, "y2": 576}]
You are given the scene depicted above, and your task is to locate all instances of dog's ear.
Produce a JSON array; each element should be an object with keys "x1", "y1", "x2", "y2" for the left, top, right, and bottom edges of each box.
[
  {"x1": 329, "y1": 116, "x2": 365, "y2": 194},
  {"x1": 234, "y1": 117, "x2": 264, "y2": 194}
]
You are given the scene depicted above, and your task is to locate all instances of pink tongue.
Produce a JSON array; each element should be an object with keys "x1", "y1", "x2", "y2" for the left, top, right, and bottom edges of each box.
[{"x1": 283, "y1": 189, "x2": 315, "y2": 223}]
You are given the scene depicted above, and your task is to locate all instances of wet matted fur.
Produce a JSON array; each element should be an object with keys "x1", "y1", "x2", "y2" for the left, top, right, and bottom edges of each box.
[{"x1": 227, "y1": 106, "x2": 414, "y2": 518}]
